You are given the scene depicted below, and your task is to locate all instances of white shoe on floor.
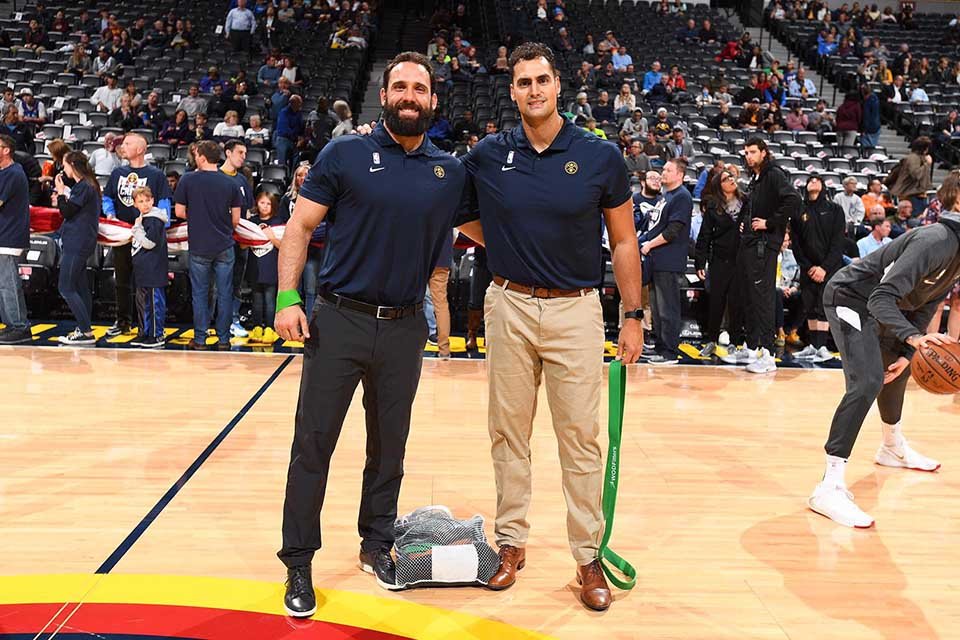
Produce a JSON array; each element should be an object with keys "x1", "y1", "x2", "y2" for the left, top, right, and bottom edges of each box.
[
  {"x1": 808, "y1": 482, "x2": 875, "y2": 528},
  {"x1": 230, "y1": 322, "x2": 249, "y2": 338},
  {"x1": 721, "y1": 344, "x2": 754, "y2": 365},
  {"x1": 875, "y1": 440, "x2": 941, "y2": 471},
  {"x1": 793, "y1": 344, "x2": 818, "y2": 360},
  {"x1": 718, "y1": 330, "x2": 731, "y2": 346},
  {"x1": 813, "y1": 346, "x2": 835, "y2": 363},
  {"x1": 746, "y1": 348, "x2": 777, "y2": 373}
]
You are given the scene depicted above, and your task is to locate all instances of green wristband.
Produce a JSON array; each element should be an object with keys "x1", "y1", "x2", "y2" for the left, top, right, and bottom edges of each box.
[{"x1": 276, "y1": 289, "x2": 303, "y2": 312}]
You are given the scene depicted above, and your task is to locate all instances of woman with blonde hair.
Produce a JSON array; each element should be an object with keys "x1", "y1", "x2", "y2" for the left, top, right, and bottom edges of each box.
[{"x1": 213, "y1": 110, "x2": 245, "y2": 140}]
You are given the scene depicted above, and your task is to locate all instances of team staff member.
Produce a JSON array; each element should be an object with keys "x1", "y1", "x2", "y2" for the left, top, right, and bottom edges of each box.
[
  {"x1": 174, "y1": 140, "x2": 243, "y2": 350},
  {"x1": 640, "y1": 157, "x2": 692, "y2": 365},
  {"x1": 734, "y1": 137, "x2": 801, "y2": 374},
  {"x1": 809, "y1": 175, "x2": 960, "y2": 528},
  {"x1": 102, "y1": 134, "x2": 173, "y2": 336},
  {"x1": 220, "y1": 139, "x2": 254, "y2": 338},
  {"x1": 458, "y1": 43, "x2": 644, "y2": 612},
  {"x1": 789, "y1": 174, "x2": 846, "y2": 361},
  {"x1": 273, "y1": 52, "x2": 467, "y2": 618}
]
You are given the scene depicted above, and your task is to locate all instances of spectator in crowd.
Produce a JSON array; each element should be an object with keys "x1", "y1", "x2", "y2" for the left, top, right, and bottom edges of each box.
[
  {"x1": 836, "y1": 91, "x2": 862, "y2": 147},
  {"x1": 764, "y1": 75, "x2": 787, "y2": 106},
  {"x1": 177, "y1": 84, "x2": 207, "y2": 118},
  {"x1": 856, "y1": 214, "x2": 892, "y2": 257},
  {"x1": 258, "y1": 54, "x2": 282, "y2": 93},
  {"x1": 214, "y1": 111, "x2": 246, "y2": 141},
  {"x1": 219, "y1": 139, "x2": 254, "y2": 338},
  {"x1": 784, "y1": 105, "x2": 808, "y2": 131},
  {"x1": 640, "y1": 157, "x2": 692, "y2": 365},
  {"x1": 695, "y1": 165, "x2": 745, "y2": 358},
  {"x1": 159, "y1": 110, "x2": 192, "y2": 146},
  {"x1": 247, "y1": 191, "x2": 286, "y2": 342},
  {"x1": 908, "y1": 78, "x2": 929, "y2": 104},
  {"x1": 614, "y1": 84, "x2": 636, "y2": 119},
  {"x1": 643, "y1": 61, "x2": 663, "y2": 95},
  {"x1": 693, "y1": 159, "x2": 725, "y2": 199},
  {"x1": 861, "y1": 177, "x2": 895, "y2": 214},
  {"x1": 174, "y1": 140, "x2": 243, "y2": 350},
  {"x1": 568, "y1": 92, "x2": 592, "y2": 122},
  {"x1": 281, "y1": 55, "x2": 304, "y2": 88},
  {"x1": 22, "y1": 18, "x2": 49, "y2": 54},
  {"x1": 67, "y1": 45, "x2": 91, "y2": 82},
  {"x1": 102, "y1": 134, "x2": 174, "y2": 336},
  {"x1": 121, "y1": 81, "x2": 143, "y2": 110},
  {"x1": 0, "y1": 134, "x2": 32, "y2": 345},
  {"x1": 54, "y1": 152, "x2": 101, "y2": 346},
  {"x1": 271, "y1": 77, "x2": 293, "y2": 121},
  {"x1": 612, "y1": 45, "x2": 632, "y2": 72},
  {"x1": 739, "y1": 101, "x2": 763, "y2": 129},
  {"x1": 200, "y1": 67, "x2": 228, "y2": 94},
  {"x1": 790, "y1": 174, "x2": 846, "y2": 361},
  {"x1": 699, "y1": 18, "x2": 719, "y2": 43},
  {"x1": 139, "y1": 92, "x2": 166, "y2": 132},
  {"x1": 788, "y1": 67, "x2": 817, "y2": 98},
  {"x1": 39, "y1": 138, "x2": 70, "y2": 198},
  {"x1": 762, "y1": 102, "x2": 786, "y2": 132},
  {"x1": 225, "y1": 0, "x2": 256, "y2": 57},
  {"x1": 807, "y1": 98, "x2": 835, "y2": 133},
  {"x1": 710, "y1": 101, "x2": 738, "y2": 130},
  {"x1": 275, "y1": 94, "x2": 305, "y2": 169},
  {"x1": 331, "y1": 99, "x2": 354, "y2": 138},
  {"x1": 87, "y1": 133, "x2": 122, "y2": 176},
  {"x1": 666, "y1": 126, "x2": 692, "y2": 159},
  {"x1": 776, "y1": 232, "x2": 802, "y2": 347},
  {"x1": 888, "y1": 200, "x2": 917, "y2": 239},
  {"x1": 651, "y1": 108, "x2": 673, "y2": 139},
  {"x1": 620, "y1": 108, "x2": 646, "y2": 140},
  {"x1": 592, "y1": 90, "x2": 614, "y2": 124},
  {"x1": 676, "y1": 18, "x2": 698, "y2": 43},
  {"x1": 834, "y1": 176, "x2": 866, "y2": 231},
  {"x1": 643, "y1": 129, "x2": 668, "y2": 168},
  {"x1": 91, "y1": 74, "x2": 123, "y2": 113},
  {"x1": 889, "y1": 136, "x2": 933, "y2": 213},
  {"x1": 129, "y1": 186, "x2": 169, "y2": 348},
  {"x1": 91, "y1": 48, "x2": 119, "y2": 78},
  {"x1": 190, "y1": 113, "x2": 214, "y2": 143},
  {"x1": 860, "y1": 84, "x2": 881, "y2": 150},
  {"x1": 244, "y1": 113, "x2": 270, "y2": 149},
  {"x1": 207, "y1": 84, "x2": 234, "y2": 119},
  {"x1": 633, "y1": 169, "x2": 663, "y2": 237},
  {"x1": 17, "y1": 89, "x2": 46, "y2": 127},
  {"x1": 623, "y1": 139, "x2": 649, "y2": 176},
  {"x1": 110, "y1": 94, "x2": 141, "y2": 132},
  {"x1": 2, "y1": 107, "x2": 33, "y2": 153},
  {"x1": 582, "y1": 117, "x2": 606, "y2": 139}
]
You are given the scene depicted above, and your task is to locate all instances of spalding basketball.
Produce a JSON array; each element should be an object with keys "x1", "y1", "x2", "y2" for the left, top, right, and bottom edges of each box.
[{"x1": 911, "y1": 342, "x2": 960, "y2": 394}]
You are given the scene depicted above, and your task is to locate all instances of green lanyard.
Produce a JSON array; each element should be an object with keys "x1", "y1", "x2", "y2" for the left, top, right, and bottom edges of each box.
[{"x1": 598, "y1": 360, "x2": 637, "y2": 590}]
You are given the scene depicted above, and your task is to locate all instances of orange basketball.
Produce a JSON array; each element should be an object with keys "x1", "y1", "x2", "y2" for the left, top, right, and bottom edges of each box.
[{"x1": 911, "y1": 342, "x2": 960, "y2": 394}]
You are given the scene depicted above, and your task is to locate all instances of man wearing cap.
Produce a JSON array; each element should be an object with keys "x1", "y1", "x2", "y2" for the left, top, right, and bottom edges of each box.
[
  {"x1": 651, "y1": 108, "x2": 673, "y2": 140},
  {"x1": 666, "y1": 126, "x2": 693, "y2": 159},
  {"x1": 17, "y1": 89, "x2": 46, "y2": 126},
  {"x1": 90, "y1": 73, "x2": 122, "y2": 113},
  {"x1": 834, "y1": 176, "x2": 866, "y2": 234},
  {"x1": 273, "y1": 52, "x2": 468, "y2": 618},
  {"x1": 790, "y1": 174, "x2": 846, "y2": 361}
]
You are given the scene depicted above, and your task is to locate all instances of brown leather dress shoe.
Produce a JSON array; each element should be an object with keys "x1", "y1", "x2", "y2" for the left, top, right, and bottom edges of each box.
[
  {"x1": 486, "y1": 545, "x2": 525, "y2": 591},
  {"x1": 576, "y1": 560, "x2": 612, "y2": 611}
]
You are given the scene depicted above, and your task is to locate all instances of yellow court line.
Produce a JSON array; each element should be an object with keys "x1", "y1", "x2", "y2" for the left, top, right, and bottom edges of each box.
[{"x1": 0, "y1": 574, "x2": 555, "y2": 640}]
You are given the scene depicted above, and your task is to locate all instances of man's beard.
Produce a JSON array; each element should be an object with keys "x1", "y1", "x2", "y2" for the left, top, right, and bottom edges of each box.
[
  {"x1": 383, "y1": 99, "x2": 433, "y2": 137},
  {"x1": 642, "y1": 185, "x2": 660, "y2": 197}
]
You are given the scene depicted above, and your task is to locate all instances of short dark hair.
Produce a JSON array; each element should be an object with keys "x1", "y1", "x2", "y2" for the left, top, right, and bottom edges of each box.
[
  {"x1": 0, "y1": 134, "x2": 15, "y2": 152},
  {"x1": 508, "y1": 42, "x2": 558, "y2": 79},
  {"x1": 382, "y1": 51, "x2": 435, "y2": 94},
  {"x1": 667, "y1": 157, "x2": 688, "y2": 173},
  {"x1": 223, "y1": 139, "x2": 246, "y2": 153},
  {"x1": 195, "y1": 140, "x2": 221, "y2": 164},
  {"x1": 910, "y1": 136, "x2": 931, "y2": 154}
]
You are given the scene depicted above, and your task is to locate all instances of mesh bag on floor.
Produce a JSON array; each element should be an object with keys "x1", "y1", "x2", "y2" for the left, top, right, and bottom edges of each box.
[{"x1": 392, "y1": 505, "x2": 499, "y2": 589}]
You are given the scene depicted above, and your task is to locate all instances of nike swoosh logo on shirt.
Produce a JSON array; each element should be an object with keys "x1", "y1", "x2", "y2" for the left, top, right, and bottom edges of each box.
[
  {"x1": 369, "y1": 166, "x2": 385, "y2": 173},
  {"x1": 501, "y1": 166, "x2": 516, "y2": 172}
]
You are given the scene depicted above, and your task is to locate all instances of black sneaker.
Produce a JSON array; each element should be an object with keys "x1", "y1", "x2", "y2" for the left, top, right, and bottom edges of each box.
[
  {"x1": 427, "y1": 333, "x2": 438, "y2": 346},
  {"x1": 106, "y1": 322, "x2": 132, "y2": 337},
  {"x1": 131, "y1": 335, "x2": 165, "y2": 348},
  {"x1": 0, "y1": 326, "x2": 32, "y2": 345},
  {"x1": 359, "y1": 547, "x2": 402, "y2": 590},
  {"x1": 283, "y1": 565, "x2": 316, "y2": 618},
  {"x1": 646, "y1": 353, "x2": 678, "y2": 366},
  {"x1": 58, "y1": 328, "x2": 97, "y2": 346}
]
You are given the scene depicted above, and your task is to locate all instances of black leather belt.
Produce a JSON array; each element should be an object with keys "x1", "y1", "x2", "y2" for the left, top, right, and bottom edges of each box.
[{"x1": 321, "y1": 290, "x2": 423, "y2": 320}]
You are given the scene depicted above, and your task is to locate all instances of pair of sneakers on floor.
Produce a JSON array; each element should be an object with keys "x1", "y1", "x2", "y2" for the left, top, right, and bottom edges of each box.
[
  {"x1": 809, "y1": 428, "x2": 940, "y2": 528},
  {"x1": 247, "y1": 326, "x2": 280, "y2": 344},
  {"x1": 712, "y1": 343, "x2": 778, "y2": 373}
]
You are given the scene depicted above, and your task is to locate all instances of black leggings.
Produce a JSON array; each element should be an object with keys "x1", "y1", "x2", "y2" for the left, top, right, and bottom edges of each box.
[{"x1": 704, "y1": 257, "x2": 744, "y2": 344}]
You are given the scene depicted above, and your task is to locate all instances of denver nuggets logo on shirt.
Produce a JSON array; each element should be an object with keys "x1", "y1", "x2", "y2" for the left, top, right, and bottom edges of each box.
[
  {"x1": 564, "y1": 161, "x2": 579, "y2": 175},
  {"x1": 118, "y1": 172, "x2": 149, "y2": 207},
  {"x1": 433, "y1": 165, "x2": 445, "y2": 179}
]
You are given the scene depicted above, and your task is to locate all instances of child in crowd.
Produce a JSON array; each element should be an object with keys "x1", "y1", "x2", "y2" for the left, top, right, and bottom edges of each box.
[
  {"x1": 247, "y1": 191, "x2": 288, "y2": 343},
  {"x1": 130, "y1": 186, "x2": 169, "y2": 348}
]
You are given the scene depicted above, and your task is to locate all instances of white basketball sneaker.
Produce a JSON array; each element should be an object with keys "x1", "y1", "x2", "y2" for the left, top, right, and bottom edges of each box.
[
  {"x1": 746, "y1": 348, "x2": 777, "y2": 373},
  {"x1": 875, "y1": 440, "x2": 941, "y2": 472},
  {"x1": 813, "y1": 346, "x2": 835, "y2": 363},
  {"x1": 808, "y1": 482, "x2": 875, "y2": 528},
  {"x1": 793, "y1": 344, "x2": 818, "y2": 360}
]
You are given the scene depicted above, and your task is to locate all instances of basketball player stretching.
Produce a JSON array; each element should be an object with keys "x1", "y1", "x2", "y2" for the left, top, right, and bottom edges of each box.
[{"x1": 809, "y1": 176, "x2": 960, "y2": 527}]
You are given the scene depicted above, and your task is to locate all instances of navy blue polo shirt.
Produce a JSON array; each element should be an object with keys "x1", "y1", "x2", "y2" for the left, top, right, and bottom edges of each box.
[
  {"x1": 0, "y1": 162, "x2": 29, "y2": 250},
  {"x1": 174, "y1": 170, "x2": 242, "y2": 256},
  {"x1": 60, "y1": 180, "x2": 100, "y2": 256},
  {"x1": 104, "y1": 165, "x2": 173, "y2": 223},
  {"x1": 299, "y1": 125, "x2": 467, "y2": 306},
  {"x1": 461, "y1": 118, "x2": 631, "y2": 289}
]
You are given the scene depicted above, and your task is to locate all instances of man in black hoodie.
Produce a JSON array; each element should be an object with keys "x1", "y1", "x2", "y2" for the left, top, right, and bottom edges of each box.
[
  {"x1": 790, "y1": 174, "x2": 846, "y2": 361},
  {"x1": 809, "y1": 176, "x2": 960, "y2": 529},
  {"x1": 724, "y1": 137, "x2": 801, "y2": 373}
]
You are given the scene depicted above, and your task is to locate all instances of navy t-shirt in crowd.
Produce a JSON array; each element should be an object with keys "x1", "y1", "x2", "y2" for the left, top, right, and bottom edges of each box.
[
  {"x1": 132, "y1": 209, "x2": 169, "y2": 288},
  {"x1": 0, "y1": 162, "x2": 29, "y2": 250},
  {"x1": 461, "y1": 118, "x2": 632, "y2": 289},
  {"x1": 298, "y1": 125, "x2": 467, "y2": 306},
  {"x1": 644, "y1": 184, "x2": 692, "y2": 273},
  {"x1": 60, "y1": 179, "x2": 100, "y2": 256},
  {"x1": 104, "y1": 165, "x2": 174, "y2": 223},
  {"x1": 221, "y1": 168, "x2": 254, "y2": 213},
  {"x1": 247, "y1": 212, "x2": 289, "y2": 285},
  {"x1": 174, "y1": 170, "x2": 242, "y2": 256}
]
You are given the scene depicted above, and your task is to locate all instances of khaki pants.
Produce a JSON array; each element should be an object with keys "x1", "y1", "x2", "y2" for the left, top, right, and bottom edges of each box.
[
  {"x1": 484, "y1": 281, "x2": 605, "y2": 565},
  {"x1": 428, "y1": 267, "x2": 450, "y2": 355}
]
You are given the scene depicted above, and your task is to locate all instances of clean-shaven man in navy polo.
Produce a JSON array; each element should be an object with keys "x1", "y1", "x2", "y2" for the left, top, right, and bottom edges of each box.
[
  {"x1": 273, "y1": 52, "x2": 467, "y2": 617},
  {"x1": 457, "y1": 42, "x2": 644, "y2": 612}
]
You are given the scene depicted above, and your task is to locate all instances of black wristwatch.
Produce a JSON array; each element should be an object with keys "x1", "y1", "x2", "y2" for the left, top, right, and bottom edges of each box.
[{"x1": 624, "y1": 308, "x2": 644, "y2": 321}]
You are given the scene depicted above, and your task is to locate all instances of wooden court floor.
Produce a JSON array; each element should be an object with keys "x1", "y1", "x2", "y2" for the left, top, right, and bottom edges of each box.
[{"x1": 2, "y1": 348, "x2": 960, "y2": 639}]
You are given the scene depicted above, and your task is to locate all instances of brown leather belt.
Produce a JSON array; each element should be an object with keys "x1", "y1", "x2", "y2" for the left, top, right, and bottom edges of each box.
[{"x1": 493, "y1": 275, "x2": 593, "y2": 299}]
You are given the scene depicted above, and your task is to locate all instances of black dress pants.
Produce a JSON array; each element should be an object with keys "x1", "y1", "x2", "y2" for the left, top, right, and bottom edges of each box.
[{"x1": 278, "y1": 297, "x2": 428, "y2": 568}]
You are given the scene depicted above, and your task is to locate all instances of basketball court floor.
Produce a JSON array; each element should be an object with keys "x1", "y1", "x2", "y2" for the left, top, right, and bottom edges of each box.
[{"x1": 2, "y1": 346, "x2": 959, "y2": 639}]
